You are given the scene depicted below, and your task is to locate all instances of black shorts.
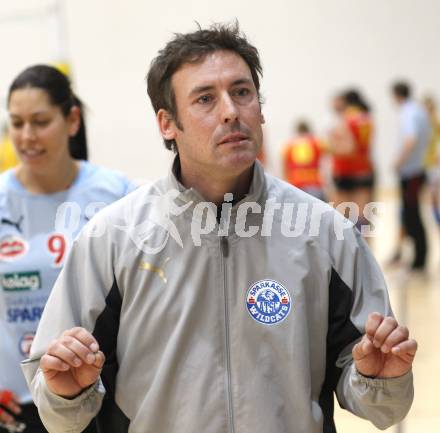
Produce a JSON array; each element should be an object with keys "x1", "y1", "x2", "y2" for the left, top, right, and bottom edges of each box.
[
  {"x1": 333, "y1": 174, "x2": 375, "y2": 192},
  {"x1": 0, "y1": 403, "x2": 97, "y2": 433}
]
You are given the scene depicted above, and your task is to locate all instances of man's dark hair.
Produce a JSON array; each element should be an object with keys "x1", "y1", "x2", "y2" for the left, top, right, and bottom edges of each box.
[
  {"x1": 392, "y1": 81, "x2": 411, "y2": 99},
  {"x1": 146, "y1": 22, "x2": 263, "y2": 152}
]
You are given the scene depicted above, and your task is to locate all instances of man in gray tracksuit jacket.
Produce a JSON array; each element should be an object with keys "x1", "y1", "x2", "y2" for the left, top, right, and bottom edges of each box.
[{"x1": 21, "y1": 23, "x2": 416, "y2": 433}]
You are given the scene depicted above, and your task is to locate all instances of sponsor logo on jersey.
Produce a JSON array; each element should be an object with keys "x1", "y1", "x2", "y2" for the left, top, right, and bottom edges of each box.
[
  {"x1": 19, "y1": 332, "x2": 35, "y2": 357},
  {"x1": 0, "y1": 236, "x2": 28, "y2": 261},
  {"x1": 7, "y1": 306, "x2": 44, "y2": 323},
  {"x1": 1, "y1": 271, "x2": 41, "y2": 292},
  {"x1": 246, "y1": 279, "x2": 291, "y2": 325}
]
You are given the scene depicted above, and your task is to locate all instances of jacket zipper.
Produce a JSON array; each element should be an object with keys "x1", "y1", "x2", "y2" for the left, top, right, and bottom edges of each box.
[{"x1": 220, "y1": 236, "x2": 234, "y2": 433}]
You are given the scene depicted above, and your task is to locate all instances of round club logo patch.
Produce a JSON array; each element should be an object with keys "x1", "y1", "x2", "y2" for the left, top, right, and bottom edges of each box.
[{"x1": 246, "y1": 279, "x2": 291, "y2": 325}]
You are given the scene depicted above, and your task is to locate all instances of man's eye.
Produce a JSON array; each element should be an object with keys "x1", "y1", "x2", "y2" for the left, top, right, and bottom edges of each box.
[
  {"x1": 11, "y1": 122, "x2": 23, "y2": 129},
  {"x1": 234, "y1": 88, "x2": 250, "y2": 97},
  {"x1": 197, "y1": 95, "x2": 213, "y2": 104}
]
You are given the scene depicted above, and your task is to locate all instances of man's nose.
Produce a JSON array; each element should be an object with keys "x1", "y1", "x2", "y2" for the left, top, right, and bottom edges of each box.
[{"x1": 220, "y1": 93, "x2": 239, "y2": 124}]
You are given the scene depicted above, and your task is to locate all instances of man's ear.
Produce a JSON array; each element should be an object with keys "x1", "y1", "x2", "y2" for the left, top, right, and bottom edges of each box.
[{"x1": 157, "y1": 109, "x2": 177, "y2": 141}]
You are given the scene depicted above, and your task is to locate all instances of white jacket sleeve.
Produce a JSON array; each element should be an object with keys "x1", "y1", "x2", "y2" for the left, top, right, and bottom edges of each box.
[
  {"x1": 21, "y1": 363, "x2": 105, "y2": 433},
  {"x1": 337, "y1": 363, "x2": 413, "y2": 430}
]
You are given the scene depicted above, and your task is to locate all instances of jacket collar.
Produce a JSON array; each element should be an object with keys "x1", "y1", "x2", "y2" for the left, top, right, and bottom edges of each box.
[{"x1": 167, "y1": 156, "x2": 267, "y2": 210}]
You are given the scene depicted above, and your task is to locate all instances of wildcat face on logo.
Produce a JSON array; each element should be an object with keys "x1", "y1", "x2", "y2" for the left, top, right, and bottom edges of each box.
[{"x1": 246, "y1": 279, "x2": 291, "y2": 325}]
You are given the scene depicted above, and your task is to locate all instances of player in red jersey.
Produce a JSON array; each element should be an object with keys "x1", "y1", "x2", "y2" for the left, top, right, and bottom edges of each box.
[
  {"x1": 282, "y1": 120, "x2": 326, "y2": 200},
  {"x1": 329, "y1": 90, "x2": 375, "y2": 231}
]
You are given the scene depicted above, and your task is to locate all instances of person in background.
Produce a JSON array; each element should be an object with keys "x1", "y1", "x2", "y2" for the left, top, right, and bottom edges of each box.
[
  {"x1": 389, "y1": 93, "x2": 440, "y2": 266},
  {"x1": 423, "y1": 94, "x2": 440, "y2": 227},
  {"x1": 328, "y1": 89, "x2": 375, "y2": 232},
  {"x1": 282, "y1": 120, "x2": 326, "y2": 200},
  {"x1": 391, "y1": 81, "x2": 430, "y2": 270},
  {"x1": 0, "y1": 65, "x2": 133, "y2": 432}
]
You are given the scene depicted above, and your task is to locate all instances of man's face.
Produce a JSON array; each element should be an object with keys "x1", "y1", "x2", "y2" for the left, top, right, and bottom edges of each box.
[{"x1": 159, "y1": 50, "x2": 264, "y2": 180}]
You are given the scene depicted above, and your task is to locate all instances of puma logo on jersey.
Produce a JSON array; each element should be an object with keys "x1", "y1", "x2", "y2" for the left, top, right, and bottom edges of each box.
[
  {"x1": 1, "y1": 216, "x2": 24, "y2": 233},
  {"x1": 139, "y1": 257, "x2": 170, "y2": 283}
]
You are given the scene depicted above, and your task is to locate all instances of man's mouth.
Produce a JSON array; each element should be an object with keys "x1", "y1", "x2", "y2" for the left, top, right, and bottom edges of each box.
[{"x1": 218, "y1": 133, "x2": 249, "y2": 145}]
